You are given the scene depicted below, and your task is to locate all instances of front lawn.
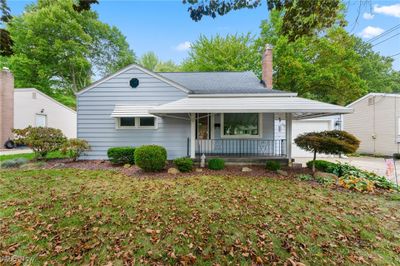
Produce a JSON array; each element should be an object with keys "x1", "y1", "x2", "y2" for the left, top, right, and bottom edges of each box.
[
  {"x1": 0, "y1": 169, "x2": 399, "y2": 265},
  {"x1": 0, "y1": 151, "x2": 65, "y2": 162}
]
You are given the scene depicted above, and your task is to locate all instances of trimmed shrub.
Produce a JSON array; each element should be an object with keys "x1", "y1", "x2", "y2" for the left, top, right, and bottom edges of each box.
[
  {"x1": 107, "y1": 147, "x2": 135, "y2": 165},
  {"x1": 12, "y1": 126, "x2": 67, "y2": 159},
  {"x1": 173, "y1": 157, "x2": 193, "y2": 172},
  {"x1": 1, "y1": 158, "x2": 29, "y2": 168},
  {"x1": 61, "y1": 138, "x2": 90, "y2": 161},
  {"x1": 134, "y1": 145, "x2": 167, "y2": 172},
  {"x1": 306, "y1": 160, "x2": 336, "y2": 173},
  {"x1": 208, "y1": 158, "x2": 225, "y2": 170},
  {"x1": 394, "y1": 153, "x2": 400, "y2": 160},
  {"x1": 265, "y1": 161, "x2": 281, "y2": 171}
]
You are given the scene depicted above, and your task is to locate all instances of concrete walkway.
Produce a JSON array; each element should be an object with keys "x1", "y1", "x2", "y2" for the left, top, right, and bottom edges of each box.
[{"x1": 295, "y1": 156, "x2": 399, "y2": 183}]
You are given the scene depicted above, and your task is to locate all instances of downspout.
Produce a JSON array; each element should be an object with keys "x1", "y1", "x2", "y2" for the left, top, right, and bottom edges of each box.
[{"x1": 373, "y1": 96, "x2": 376, "y2": 154}]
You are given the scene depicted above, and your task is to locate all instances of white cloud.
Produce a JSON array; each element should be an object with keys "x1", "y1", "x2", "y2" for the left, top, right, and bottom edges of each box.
[
  {"x1": 175, "y1": 41, "x2": 191, "y2": 51},
  {"x1": 362, "y1": 12, "x2": 374, "y2": 20},
  {"x1": 373, "y1": 3, "x2": 400, "y2": 18},
  {"x1": 359, "y1": 26, "x2": 385, "y2": 39}
]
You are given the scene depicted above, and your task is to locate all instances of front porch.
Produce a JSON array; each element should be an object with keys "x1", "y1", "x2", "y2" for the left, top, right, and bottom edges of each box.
[
  {"x1": 186, "y1": 112, "x2": 293, "y2": 161},
  {"x1": 149, "y1": 94, "x2": 353, "y2": 161}
]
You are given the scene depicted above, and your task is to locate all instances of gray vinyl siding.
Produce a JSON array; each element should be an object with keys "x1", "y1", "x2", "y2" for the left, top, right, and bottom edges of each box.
[
  {"x1": 78, "y1": 66, "x2": 278, "y2": 160},
  {"x1": 77, "y1": 67, "x2": 189, "y2": 160}
]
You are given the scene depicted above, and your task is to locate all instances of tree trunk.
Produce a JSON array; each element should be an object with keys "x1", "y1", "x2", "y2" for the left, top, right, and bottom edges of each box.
[{"x1": 312, "y1": 150, "x2": 317, "y2": 173}]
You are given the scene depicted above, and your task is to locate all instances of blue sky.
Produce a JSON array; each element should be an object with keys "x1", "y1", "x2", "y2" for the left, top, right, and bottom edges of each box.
[{"x1": 7, "y1": 0, "x2": 400, "y2": 70}]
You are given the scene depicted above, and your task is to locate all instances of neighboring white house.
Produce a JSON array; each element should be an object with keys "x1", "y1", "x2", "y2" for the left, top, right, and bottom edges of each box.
[
  {"x1": 14, "y1": 88, "x2": 77, "y2": 138},
  {"x1": 275, "y1": 114, "x2": 342, "y2": 157},
  {"x1": 344, "y1": 93, "x2": 400, "y2": 156}
]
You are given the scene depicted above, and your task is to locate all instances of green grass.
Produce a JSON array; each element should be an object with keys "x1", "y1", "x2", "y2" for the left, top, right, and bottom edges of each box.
[
  {"x1": 0, "y1": 150, "x2": 65, "y2": 162},
  {"x1": 0, "y1": 169, "x2": 399, "y2": 265}
]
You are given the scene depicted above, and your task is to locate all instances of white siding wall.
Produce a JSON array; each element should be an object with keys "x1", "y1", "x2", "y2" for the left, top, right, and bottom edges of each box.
[
  {"x1": 345, "y1": 94, "x2": 400, "y2": 155},
  {"x1": 14, "y1": 89, "x2": 77, "y2": 138},
  {"x1": 77, "y1": 67, "x2": 189, "y2": 160}
]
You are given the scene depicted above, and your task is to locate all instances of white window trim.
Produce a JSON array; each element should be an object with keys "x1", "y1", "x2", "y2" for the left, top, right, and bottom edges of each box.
[
  {"x1": 221, "y1": 113, "x2": 263, "y2": 139},
  {"x1": 115, "y1": 117, "x2": 158, "y2": 130},
  {"x1": 397, "y1": 117, "x2": 400, "y2": 143}
]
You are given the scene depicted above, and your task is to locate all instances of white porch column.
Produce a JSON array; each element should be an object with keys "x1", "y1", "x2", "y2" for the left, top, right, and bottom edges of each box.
[
  {"x1": 190, "y1": 113, "x2": 196, "y2": 159},
  {"x1": 285, "y1": 113, "x2": 293, "y2": 163}
]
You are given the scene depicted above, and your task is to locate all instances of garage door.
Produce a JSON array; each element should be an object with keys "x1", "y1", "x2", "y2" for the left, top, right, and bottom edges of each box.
[{"x1": 292, "y1": 120, "x2": 332, "y2": 157}]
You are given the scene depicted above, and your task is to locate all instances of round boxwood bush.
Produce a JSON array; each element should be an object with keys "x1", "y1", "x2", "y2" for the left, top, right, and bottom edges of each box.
[
  {"x1": 134, "y1": 145, "x2": 167, "y2": 172},
  {"x1": 208, "y1": 158, "x2": 225, "y2": 170},
  {"x1": 107, "y1": 147, "x2": 135, "y2": 165},
  {"x1": 265, "y1": 160, "x2": 281, "y2": 171},
  {"x1": 173, "y1": 157, "x2": 193, "y2": 172}
]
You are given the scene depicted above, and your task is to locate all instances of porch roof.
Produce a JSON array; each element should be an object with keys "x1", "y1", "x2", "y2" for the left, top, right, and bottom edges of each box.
[{"x1": 149, "y1": 96, "x2": 352, "y2": 119}]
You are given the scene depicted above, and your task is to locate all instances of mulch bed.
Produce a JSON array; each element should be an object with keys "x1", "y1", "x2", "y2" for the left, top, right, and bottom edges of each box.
[{"x1": 40, "y1": 159, "x2": 314, "y2": 179}]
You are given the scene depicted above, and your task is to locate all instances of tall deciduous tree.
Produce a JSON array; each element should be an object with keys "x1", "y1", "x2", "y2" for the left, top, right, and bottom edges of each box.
[
  {"x1": 139, "y1": 51, "x2": 181, "y2": 72},
  {"x1": 257, "y1": 11, "x2": 399, "y2": 105},
  {"x1": 73, "y1": 0, "x2": 98, "y2": 12},
  {"x1": 2, "y1": 0, "x2": 135, "y2": 95},
  {"x1": 139, "y1": 52, "x2": 159, "y2": 71},
  {"x1": 183, "y1": 0, "x2": 346, "y2": 41},
  {"x1": 354, "y1": 38, "x2": 400, "y2": 94},
  {"x1": 155, "y1": 60, "x2": 181, "y2": 72},
  {"x1": 181, "y1": 34, "x2": 258, "y2": 72},
  {"x1": 0, "y1": 0, "x2": 13, "y2": 56}
]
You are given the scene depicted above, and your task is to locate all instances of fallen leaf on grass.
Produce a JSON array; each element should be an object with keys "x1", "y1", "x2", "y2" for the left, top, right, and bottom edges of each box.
[{"x1": 145, "y1": 228, "x2": 160, "y2": 234}]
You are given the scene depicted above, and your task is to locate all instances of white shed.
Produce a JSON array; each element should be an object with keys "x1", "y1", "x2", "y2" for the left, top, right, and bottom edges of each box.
[{"x1": 14, "y1": 88, "x2": 77, "y2": 138}]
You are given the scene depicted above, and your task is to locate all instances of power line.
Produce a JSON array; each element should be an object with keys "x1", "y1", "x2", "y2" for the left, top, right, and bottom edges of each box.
[
  {"x1": 367, "y1": 24, "x2": 400, "y2": 43},
  {"x1": 371, "y1": 32, "x2": 400, "y2": 47},
  {"x1": 390, "y1": 52, "x2": 400, "y2": 58}
]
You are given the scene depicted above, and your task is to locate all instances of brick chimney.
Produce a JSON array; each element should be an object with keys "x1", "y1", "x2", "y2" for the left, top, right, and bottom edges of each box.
[
  {"x1": 262, "y1": 44, "x2": 273, "y2": 89},
  {"x1": 0, "y1": 67, "x2": 14, "y2": 147}
]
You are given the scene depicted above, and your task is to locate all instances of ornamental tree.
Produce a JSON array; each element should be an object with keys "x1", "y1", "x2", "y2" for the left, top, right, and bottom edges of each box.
[
  {"x1": 13, "y1": 126, "x2": 67, "y2": 159},
  {"x1": 294, "y1": 130, "x2": 360, "y2": 172}
]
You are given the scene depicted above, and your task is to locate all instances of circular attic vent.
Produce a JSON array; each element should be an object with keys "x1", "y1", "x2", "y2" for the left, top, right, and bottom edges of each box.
[{"x1": 129, "y1": 78, "x2": 139, "y2": 88}]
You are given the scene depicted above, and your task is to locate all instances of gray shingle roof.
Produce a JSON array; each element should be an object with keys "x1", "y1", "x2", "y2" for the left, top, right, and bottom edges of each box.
[{"x1": 158, "y1": 71, "x2": 289, "y2": 94}]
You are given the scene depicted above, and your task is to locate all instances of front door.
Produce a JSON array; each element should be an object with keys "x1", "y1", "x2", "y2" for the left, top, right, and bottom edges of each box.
[
  {"x1": 197, "y1": 114, "x2": 210, "y2": 140},
  {"x1": 35, "y1": 114, "x2": 47, "y2": 127}
]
